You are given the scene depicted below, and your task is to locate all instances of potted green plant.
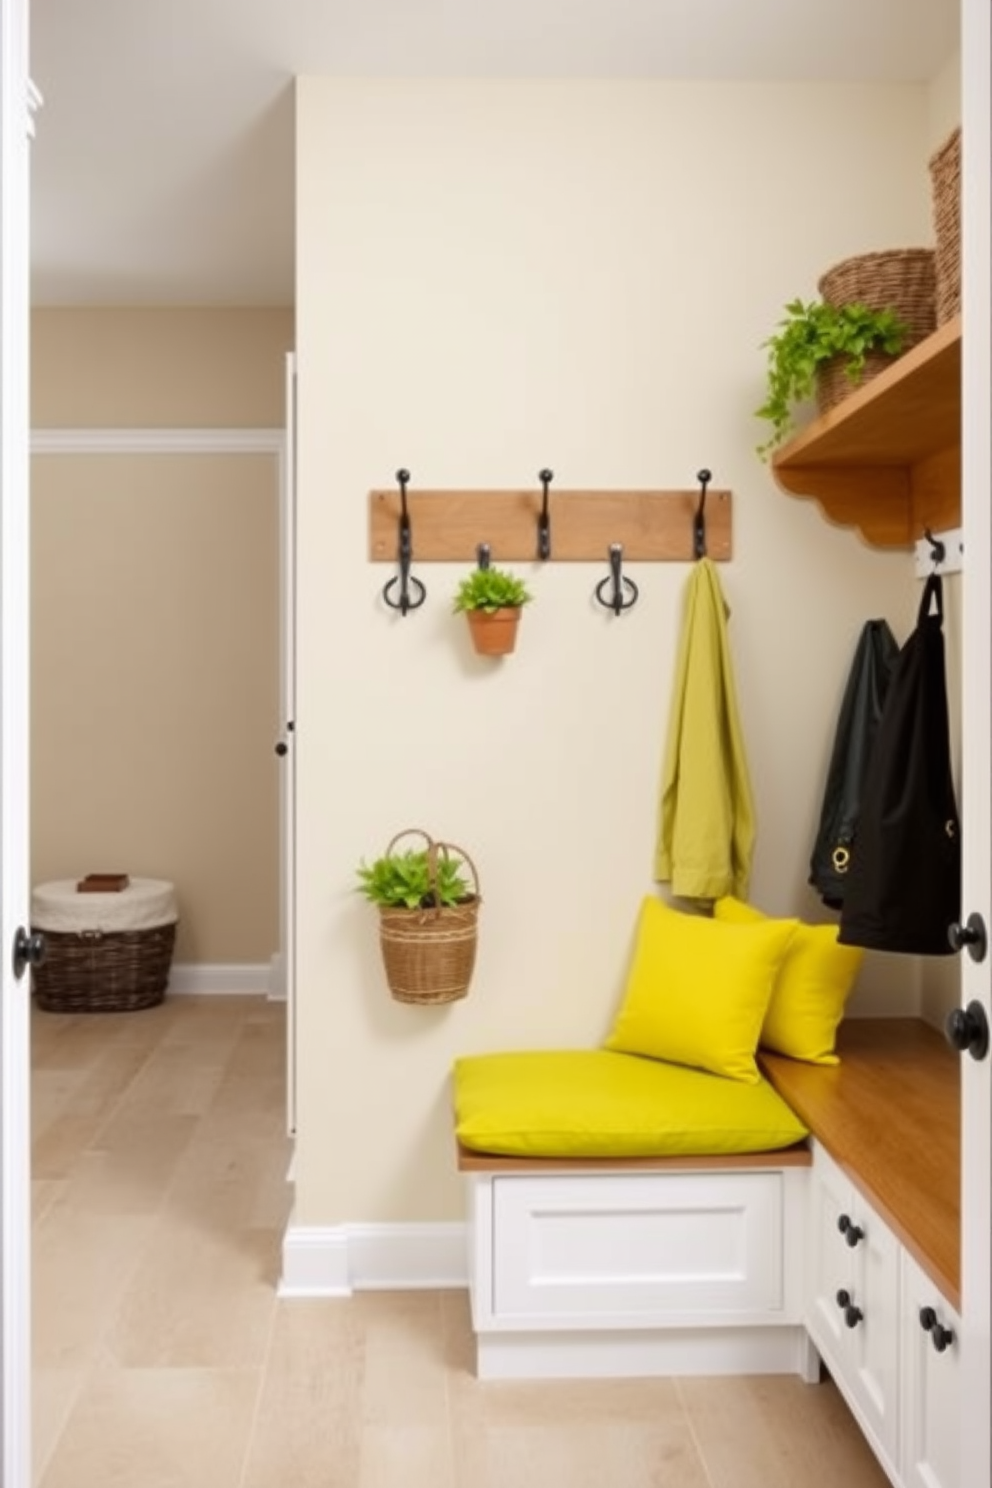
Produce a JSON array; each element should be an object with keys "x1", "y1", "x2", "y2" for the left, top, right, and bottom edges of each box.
[
  {"x1": 453, "y1": 565, "x2": 533, "y2": 656},
  {"x1": 356, "y1": 829, "x2": 481, "y2": 1004},
  {"x1": 756, "y1": 299, "x2": 910, "y2": 457}
]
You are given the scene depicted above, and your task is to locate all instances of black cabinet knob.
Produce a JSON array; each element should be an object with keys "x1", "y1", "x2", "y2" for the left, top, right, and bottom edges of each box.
[
  {"x1": 274, "y1": 741, "x2": 289, "y2": 757},
  {"x1": 945, "y1": 1000, "x2": 990, "y2": 1061},
  {"x1": 948, "y1": 913, "x2": 988, "y2": 963},
  {"x1": 836, "y1": 1288, "x2": 863, "y2": 1328},
  {"x1": 838, "y1": 1214, "x2": 864, "y2": 1247},
  {"x1": 920, "y1": 1305, "x2": 954, "y2": 1353}
]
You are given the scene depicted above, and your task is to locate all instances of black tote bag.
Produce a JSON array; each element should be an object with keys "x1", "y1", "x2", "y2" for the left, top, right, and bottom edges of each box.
[
  {"x1": 809, "y1": 618, "x2": 900, "y2": 908},
  {"x1": 838, "y1": 575, "x2": 960, "y2": 956}
]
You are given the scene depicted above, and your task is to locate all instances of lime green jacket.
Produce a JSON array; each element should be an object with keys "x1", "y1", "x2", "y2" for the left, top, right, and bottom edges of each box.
[{"x1": 654, "y1": 558, "x2": 756, "y2": 901}]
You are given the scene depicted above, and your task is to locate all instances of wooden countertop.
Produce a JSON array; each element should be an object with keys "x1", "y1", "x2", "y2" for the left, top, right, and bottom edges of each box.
[{"x1": 760, "y1": 1018, "x2": 960, "y2": 1309}]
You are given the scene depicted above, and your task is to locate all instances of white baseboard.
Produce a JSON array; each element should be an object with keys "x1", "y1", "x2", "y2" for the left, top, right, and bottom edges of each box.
[
  {"x1": 279, "y1": 1220, "x2": 468, "y2": 1297},
  {"x1": 168, "y1": 963, "x2": 271, "y2": 996},
  {"x1": 475, "y1": 1326, "x2": 809, "y2": 1381}
]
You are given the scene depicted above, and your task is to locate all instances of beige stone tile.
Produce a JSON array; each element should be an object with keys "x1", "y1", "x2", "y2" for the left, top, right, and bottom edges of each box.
[
  {"x1": 37, "y1": 1366, "x2": 259, "y2": 1488},
  {"x1": 105, "y1": 1220, "x2": 280, "y2": 1368},
  {"x1": 32, "y1": 1210, "x2": 154, "y2": 1368},
  {"x1": 361, "y1": 1426, "x2": 456, "y2": 1488},
  {"x1": 112, "y1": 1045, "x2": 227, "y2": 1117},
  {"x1": 58, "y1": 1113, "x2": 198, "y2": 1216},
  {"x1": 678, "y1": 1374, "x2": 892, "y2": 1488},
  {"x1": 439, "y1": 1286, "x2": 476, "y2": 1376},
  {"x1": 241, "y1": 1299, "x2": 363, "y2": 1488},
  {"x1": 32, "y1": 1113, "x2": 109, "y2": 1182},
  {"x1": 32, "y1": 1368, "x2": 83, "y2": 1488},
  {"x1": 163, "y1": 1118, "x2": 293, "y2": 1234},
  {"x1": 449, "y1": 1374, "x2": 708, "y2": 1488},
  {"x1": 31, "y1": 1179, "x2": 66, "y2": 1226}
]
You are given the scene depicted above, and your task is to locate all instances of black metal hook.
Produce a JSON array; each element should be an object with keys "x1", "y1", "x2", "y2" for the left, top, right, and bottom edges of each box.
[
  {"x1": 924, "y1": 527, "x2": 946, "y2": 568},
  {"x1": 382, "y1": 468, "x2": 426, "y2": 616},
  {"x1": 476, "y1": 542, "x2": 491, "y2": 570},
  {"x1": 693, "y1": 469, "x2": 711, "y2": 560},
  {"x1": 595, "y1": 543, "x2": 638, "y2": 616},
  {"x1": 537, "y1": 469, "x2": 553, "y2": 561}
]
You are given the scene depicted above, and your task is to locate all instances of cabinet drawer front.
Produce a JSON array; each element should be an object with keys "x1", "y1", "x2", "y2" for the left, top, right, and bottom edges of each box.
[{"x1": 491, "y1": 1172, "x2": 784, "y2": 1322}]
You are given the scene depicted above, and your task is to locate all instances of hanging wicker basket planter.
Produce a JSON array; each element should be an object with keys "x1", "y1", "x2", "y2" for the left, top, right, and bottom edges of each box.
[{"x1": 363, "y1": 829, "x2": 481, "y2": 1005}]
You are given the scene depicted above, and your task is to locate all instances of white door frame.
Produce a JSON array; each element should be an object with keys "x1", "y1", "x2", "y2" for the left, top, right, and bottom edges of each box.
[
  {"x1": 959, "y1": 1, "x2": 992, "y2": 1481},
  {"x1": 0, "y1": 0, "x2": 35, "y2": 1478}
]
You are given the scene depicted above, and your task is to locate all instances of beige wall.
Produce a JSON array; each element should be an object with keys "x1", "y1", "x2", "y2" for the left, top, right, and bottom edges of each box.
[
  {"x1": 31, "y1": 309, "x2": 294, "y2": 965},
  {"x1": 31, "y1": 308, "x2": 293, "y2": 427},
  {"x1": 294, "y1": 79, "x2": 943, "y2": 1228}
]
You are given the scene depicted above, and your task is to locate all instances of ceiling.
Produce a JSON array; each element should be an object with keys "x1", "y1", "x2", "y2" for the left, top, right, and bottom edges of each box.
[{"x1": 29, "y1": 0, "x2": 960, "y2": 307}]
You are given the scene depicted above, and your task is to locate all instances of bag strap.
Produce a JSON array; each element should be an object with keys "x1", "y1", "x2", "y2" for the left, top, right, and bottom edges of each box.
[{"x1": 918, "y1": 572, "x2": 944, "y2": 626}]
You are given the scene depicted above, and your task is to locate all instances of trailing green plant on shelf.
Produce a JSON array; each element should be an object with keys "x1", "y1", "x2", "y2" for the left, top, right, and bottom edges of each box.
[
  {"x1": 452, "y1": 565, "x2": 533, "y2": 614},
  {"x1": 756, "y1": 298, "x2": 910, "y2": 458}
]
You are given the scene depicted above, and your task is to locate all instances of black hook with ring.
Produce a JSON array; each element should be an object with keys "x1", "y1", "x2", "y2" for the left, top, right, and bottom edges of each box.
[
  {"x1": 693, "y1": 469, "x2": 711, "y2": 560},
  {"x1": 595, "y1": 543, "x2": 638, "y2": 616},
  {"x1": 382, "y1": 468, "x2": 426, "y2": 616}
]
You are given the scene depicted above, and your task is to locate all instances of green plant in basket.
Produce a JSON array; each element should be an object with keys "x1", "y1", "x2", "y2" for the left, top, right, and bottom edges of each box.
[
  {"x1": 356, "y1": 847, "x2": 471, "y2": 910},
  {"x1": 756, "y1": 299, "x2": 909, "y2": 458},
  {"x1": 452, "y1": 565, "x2": 533, "y2": 614}
]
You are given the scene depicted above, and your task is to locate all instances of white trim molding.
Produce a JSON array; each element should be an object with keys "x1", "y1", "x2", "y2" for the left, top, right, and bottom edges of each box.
[
  {"x1": 279, "y1": 1221, "x2": 469, "y2": 1298},
  {"x1": 31, "y1": 427, "x2": 283, "y2": 457},
  {"x1": 168, "y1": 962, "x2": 271, "y2": 996}
]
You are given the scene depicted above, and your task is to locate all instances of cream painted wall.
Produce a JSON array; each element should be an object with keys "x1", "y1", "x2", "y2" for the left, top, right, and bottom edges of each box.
[
  {"x1": 30, "y1": 309, "x2": 294, "y2": 965},
  {"x1": 294, "y1": 79, "x2": 943, "y2": 1228}
]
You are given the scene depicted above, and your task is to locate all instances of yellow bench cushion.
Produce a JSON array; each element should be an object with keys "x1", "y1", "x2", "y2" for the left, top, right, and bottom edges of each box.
[{"x1": 453, "y1": 1048, "x2": 809, "y2": 1159}]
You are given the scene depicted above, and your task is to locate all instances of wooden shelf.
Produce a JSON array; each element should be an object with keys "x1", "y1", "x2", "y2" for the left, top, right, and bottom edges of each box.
[{"x1": 772, "y1": 317, "x2": 962, "y2": 548}]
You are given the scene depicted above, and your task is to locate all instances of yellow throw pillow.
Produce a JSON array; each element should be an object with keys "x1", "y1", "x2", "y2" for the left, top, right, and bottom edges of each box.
[
  {"x1": 714, "y1": 896, "x2": 864, "y2": 1065},
  {"x1": 604, "y1": 897, "x2": 798, "y2": 1084},
  {"x1": 453, "y1": 1048, "x2": 809, "y2": 1158}
]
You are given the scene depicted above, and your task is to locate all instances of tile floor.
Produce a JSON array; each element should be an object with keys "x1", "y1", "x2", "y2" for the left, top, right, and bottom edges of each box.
[{"x1": 31, "y1": 994, "x2": 891, "y2": 1487}]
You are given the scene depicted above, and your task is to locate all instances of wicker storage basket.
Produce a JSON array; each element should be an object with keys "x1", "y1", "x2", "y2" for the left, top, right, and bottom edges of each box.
[
  {"x1": 375, "y1": 831, "x2": 480, "y2": 1006},
  {"x1": 817, "y1": 249, "x2": 936, "y2": 343},
  {"x1": 31, "y1": 877, "x2": 178, "y2": 1013},
  {"x1": 815, "y1": 248, "x2": 937, "y2": 415},
  {"x1": 929, "y1": 127, "x2": 961, "y2": 324},
  {"x1": 815, "y1": 350, "x2": 899, "y2": 417}
]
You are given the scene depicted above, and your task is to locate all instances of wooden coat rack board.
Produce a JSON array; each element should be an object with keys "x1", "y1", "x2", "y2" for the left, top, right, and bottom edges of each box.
[{"x1": 368, "y1": 487, "x2": 733, "y2": 563}]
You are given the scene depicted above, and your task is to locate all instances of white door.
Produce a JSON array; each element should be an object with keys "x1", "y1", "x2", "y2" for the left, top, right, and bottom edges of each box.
[
  {"x1": 279, "y1": 352, "x2": 297, "y2": 1135},
  {"x1": 959, "y1": 2, "x2": 991, "y2": 1483},
  {"x1": 0, "y1": 0, "x2": 35, "y2": 1479}
]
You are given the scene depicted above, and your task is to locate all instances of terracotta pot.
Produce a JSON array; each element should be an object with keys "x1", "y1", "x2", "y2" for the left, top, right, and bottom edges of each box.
[{"x1": 465, "y1": 607, "x2": 521, "y2": 657}]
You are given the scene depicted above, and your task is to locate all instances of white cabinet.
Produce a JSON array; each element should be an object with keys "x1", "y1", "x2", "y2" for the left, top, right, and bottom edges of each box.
[
  {"x1": 806, "y1": 1142, "x2": 960, "y2": 1488},
  {"x1": 465, "y1": 1163, "x2": 809, "y2": 1380},
  {"x1": 807, "y1": 1143, "x2": 900, "y2": 1476},
  {"x1": 900, "y1": 1250, "x2": 961, "y2": 1488}
]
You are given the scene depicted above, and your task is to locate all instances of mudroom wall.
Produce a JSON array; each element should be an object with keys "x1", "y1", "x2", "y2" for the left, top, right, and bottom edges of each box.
[
  {"x1": 30, "y1": 308, "x2": 294, "y2": 976},
  {"x1": 292, "y1": 78, "x2": 940, "y2": 1232}
]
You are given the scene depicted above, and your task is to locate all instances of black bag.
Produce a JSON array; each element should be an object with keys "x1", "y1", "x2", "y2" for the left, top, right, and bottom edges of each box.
[
  {"x1": 838, "y1": 575, "x2": 961, "y2": 956},
  {"x1": 809, "y1": 619, "x2": 900, "y2": 908}
]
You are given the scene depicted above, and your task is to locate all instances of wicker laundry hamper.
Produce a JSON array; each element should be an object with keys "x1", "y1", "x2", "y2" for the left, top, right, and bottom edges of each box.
[
  {"x1": 31, "y1": 877, "x2": 178, "y2": 1013},
  {"x1": 929, "y1": 127, "x2": 961, "y2": 324},
  {"x1": 815, "y1": 248, "x2": 937, "y2": 415}
]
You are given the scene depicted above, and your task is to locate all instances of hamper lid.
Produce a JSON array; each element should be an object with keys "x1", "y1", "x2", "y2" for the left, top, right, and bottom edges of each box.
[{"x1": 31, "y1": 877, "x2": 178, "y2": 933}]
